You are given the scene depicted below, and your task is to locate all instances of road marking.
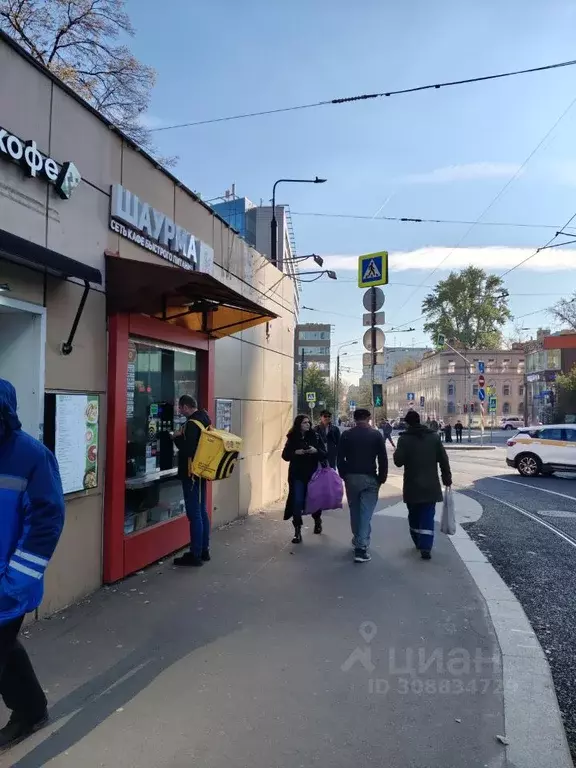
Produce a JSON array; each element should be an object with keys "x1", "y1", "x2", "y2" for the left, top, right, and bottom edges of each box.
[
  {"x1": 470, "y1": 488, "x2": 576, "y2": 550},
  {"x1": 490, "y1": 475, "x2": 576, "y2": 502}
]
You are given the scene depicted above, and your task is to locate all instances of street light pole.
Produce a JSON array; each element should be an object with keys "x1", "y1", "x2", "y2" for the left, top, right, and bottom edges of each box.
[
  {"x1": 442, "y1": 340, "x2": 474, "y2": 443},
  {"x1": 270, "y1": 177, "x2": 327, "y2": 269},
  {"x1": 335, "y1": 341, "x2": 358, "y2": 417}
]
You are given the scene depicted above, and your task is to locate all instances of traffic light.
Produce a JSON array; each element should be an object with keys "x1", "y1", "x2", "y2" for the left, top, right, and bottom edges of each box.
[
  {"x1": 372, "y1": 383, "x2": 383, "y2": 407},
  {"x1": 470, "y1": 403, "x2": 475, "y2": 413}
]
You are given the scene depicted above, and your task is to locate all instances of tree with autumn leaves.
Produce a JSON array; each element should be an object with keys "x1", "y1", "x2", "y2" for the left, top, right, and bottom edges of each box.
[{"x1": 0, "y1": 0, "x2": 173, "y2": 164}]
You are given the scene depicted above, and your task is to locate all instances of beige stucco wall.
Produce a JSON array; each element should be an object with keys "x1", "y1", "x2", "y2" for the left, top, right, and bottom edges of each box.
[{"x1": 0, "y1": 36, "x2": 295, "y2": 613}]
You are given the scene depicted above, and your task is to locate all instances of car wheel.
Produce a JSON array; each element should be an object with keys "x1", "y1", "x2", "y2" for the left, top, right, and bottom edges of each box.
[
  {"x1": 505, "y1": 425, "x2": 513, "y2": 430},
  {"x1": 516, "y1": 453, "x2": 541, "y2": 477}
]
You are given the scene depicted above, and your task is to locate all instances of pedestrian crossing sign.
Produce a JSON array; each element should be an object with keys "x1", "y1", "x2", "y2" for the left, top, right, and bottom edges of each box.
[{"x1": 358, "y1": 251, "x2": 389, "y2": 288}]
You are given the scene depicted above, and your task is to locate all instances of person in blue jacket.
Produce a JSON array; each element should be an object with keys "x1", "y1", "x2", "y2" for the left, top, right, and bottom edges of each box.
[{"x1": 0, "y1": 379, "x2": 65, "y2": 750}]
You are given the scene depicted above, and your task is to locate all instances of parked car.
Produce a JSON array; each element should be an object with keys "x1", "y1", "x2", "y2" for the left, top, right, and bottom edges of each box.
[
  {"x1": 506, "y1": 424, "x2": 576, "y2": 476},
  {"x1": 501, "y1": 416, "x2": 524, "y2": 430}
]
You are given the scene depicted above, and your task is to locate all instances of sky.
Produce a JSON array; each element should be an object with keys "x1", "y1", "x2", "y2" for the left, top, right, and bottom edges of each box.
[{"x1": 125, "y1": 0, "x2": 576, "y2": 382}]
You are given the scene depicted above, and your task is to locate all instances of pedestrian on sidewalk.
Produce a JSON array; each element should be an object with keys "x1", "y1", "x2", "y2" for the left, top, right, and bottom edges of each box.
[
  {"x1": 393, "y1": 410, "x2": 452, "y2": 560},
  {"x1": 337, "y1": 408, "x2": 388, "y2": 564},
  {"x1": 314, "y1": 410, "x2": 340, "y2": 469},
  {"x1": 455, "y1": 420, "x2": 464, "y2": 443},
  {"x1": 443, "y1": 422, "x2": 453, "y2": 443},
  {"x1": 381, "y1": 419, "x2": 395, "y2": 449},
  {"x1": 0, "y1": 379, "x2": 65, "y2": 750},
  {"x1": 172, "y1": 395, "x2": 212, "y2": 567},
  {"x1": 282, "y1": 415, "x2": 326, "y2": 543}
]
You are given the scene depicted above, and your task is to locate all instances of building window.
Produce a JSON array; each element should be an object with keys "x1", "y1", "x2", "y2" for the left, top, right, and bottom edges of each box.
[
  {"x1": 298, "y1": 331, "x2": 330, "y2": 341},
  {"x1": 518, "y1": 385, "x2": 524, "y2": 397},
  {"x1": 299, "y1": 346, "x2": 329, "y2": 356},
  {"x1": 503, "y1": 402, "x2": 511, "y2": 414},
  {"x1": 518, "y1": 401, "x2": 524, "y2": 413},
  {"x1": 447, "y1": 401, "x2": 456, "y2": 414},
  {"x1": 448, "y1": 381, "x2": 455, "y2": 396},
  {"x1": 503, "y1": 384, "x2": 511, "y2": 396},
  {"x1": 502, "y1": 358, "x2": 510, "y2": 370},
  {"x1": 447, "y1": 360, "x2": 455, "y2": 374},
  {"x1": 125, "y1": 340, "x2": 198, "y2": 535}
]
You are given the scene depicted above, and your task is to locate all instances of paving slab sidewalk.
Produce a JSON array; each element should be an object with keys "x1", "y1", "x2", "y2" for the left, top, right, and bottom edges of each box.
[{"x1": 3, "y1": 488, "x2": 507, "y2": 768}]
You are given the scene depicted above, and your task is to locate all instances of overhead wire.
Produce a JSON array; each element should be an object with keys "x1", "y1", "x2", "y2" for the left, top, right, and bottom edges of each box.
[
  {"x1": 150, "y1": 59, "x2": 576, "y2": 133},
  {"x1": 388, "y1": 93, "x2": 576, "y2": 323},
  {"x1": 290, "y1": 211, "x2": 564, "y2": 231},
  {"x1": 500, "y1": 212, "x2": 576, "y2": 278}
]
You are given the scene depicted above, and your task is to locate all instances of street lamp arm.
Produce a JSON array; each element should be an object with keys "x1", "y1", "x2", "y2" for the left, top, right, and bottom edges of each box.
[{"x1": 443, "y1": 341, "x2": 473, "y2": 366}]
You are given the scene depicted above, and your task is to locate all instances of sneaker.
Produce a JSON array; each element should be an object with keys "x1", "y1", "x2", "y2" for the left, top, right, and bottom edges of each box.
[
  {"x1": 0, "y1": 711, "x2": 49, "y2": 750},
  {"x1": 201, "y1": 550, "x2": 211, "y2": 562},
  {"x1": 173, "y1": 552, "x2": 203, "y2": 567},
  {"x1": 421, "y1": 550, "x2": 432, "y2": 560},
  {"x1": 354, "y1": 548, "x2": 371, "y2": 563}
]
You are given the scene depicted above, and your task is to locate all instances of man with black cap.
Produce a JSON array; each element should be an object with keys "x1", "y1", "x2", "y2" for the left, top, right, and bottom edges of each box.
[{"x1": 393, "y1": 410, "x2": 452, "y2": 559}]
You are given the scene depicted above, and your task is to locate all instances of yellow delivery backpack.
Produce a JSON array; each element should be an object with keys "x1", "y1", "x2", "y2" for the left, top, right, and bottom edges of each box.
[{"x1": 188, "y1": 420, "x2": 242, "y2": 481}]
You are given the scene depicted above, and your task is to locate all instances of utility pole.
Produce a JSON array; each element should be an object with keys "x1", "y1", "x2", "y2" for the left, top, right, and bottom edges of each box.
[
  {"x1": 370, "y1": 287, "x2": 377, "y2": 425},
  {"x1": 300, "y1": 348, "x2": 305, "y2": 411},
  {"x1": 439, "y1": 337, "x2": 474, "y2": 443}
]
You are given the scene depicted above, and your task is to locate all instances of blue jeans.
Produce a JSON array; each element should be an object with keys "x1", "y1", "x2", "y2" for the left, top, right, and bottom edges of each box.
[
  {"x1": 182, "y1": 477, "x2": 210, "y2": 558},
  {"x1": 345, "y1": 474, "x2": 380, "y2": 551},
  {"x1": 407, "y1": 503, "x2": 436, "y2": 552}
]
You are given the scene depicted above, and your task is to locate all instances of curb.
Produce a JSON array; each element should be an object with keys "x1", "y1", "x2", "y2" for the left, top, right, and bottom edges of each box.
[
  {"x1": 450, "y1": 523, "x2": 573, "y2": 768},
  {"x1": 444, "y1": 445, "x2": 496, "y2": 451}
]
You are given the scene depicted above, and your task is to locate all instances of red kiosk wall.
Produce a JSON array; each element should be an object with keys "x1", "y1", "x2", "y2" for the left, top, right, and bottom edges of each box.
[{"x1": 104, "y1": 313, "x2": 215, "y2": 583}]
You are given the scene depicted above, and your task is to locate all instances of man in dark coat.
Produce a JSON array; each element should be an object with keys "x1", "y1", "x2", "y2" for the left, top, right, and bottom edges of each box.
[
  {"x1": 314, "y1": 410, "x2": 340, "y2": 469},
  {"x1": 454, "y1": 420, "x2": 464, "y2": 444},
  {"x1": 393, "y1": 410, "x2": 452, "y2": 560}
]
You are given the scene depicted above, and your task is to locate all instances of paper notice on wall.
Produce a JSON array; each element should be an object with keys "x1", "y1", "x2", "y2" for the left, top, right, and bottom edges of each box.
[
  {"x1": 215, "y1": 399, "x2": 233, "y2": 432},
  {"x1": 127, "y1": 341, "x2": 136, "y2": 418}
]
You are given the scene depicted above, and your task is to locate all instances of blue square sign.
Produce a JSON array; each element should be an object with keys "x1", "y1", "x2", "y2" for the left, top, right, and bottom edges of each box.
[{"x1": 358, "y1": 251, "x2": 389, "y2": 288}]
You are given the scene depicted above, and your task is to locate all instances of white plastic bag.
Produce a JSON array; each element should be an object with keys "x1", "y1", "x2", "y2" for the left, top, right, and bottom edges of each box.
[{"x1": 441, "y1": 487, "x2": 456, "y2": 535}]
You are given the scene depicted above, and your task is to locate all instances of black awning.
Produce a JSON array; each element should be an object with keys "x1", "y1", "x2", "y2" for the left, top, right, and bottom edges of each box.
[{"x1": 0, "y1": 228, "x2": 102, "y2": 285}]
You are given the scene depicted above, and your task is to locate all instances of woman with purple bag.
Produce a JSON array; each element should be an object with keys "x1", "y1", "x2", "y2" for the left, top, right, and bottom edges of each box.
[{"x1": 282, "y1": 414, "x2": 326, "y2": 544}]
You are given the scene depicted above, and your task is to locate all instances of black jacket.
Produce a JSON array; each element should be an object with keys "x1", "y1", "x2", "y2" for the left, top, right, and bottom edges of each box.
[
  {"x1": 393, "y1": 424, "x2": 452, "y2": 504},
  {"x1": 282, "y1": 429, "x2": 326, "y2": 520},
  {"x1": 337, "y1": 424, "x2": 388, "y2": 484},
  {"x1": 173, "y1": 409, "x2": 212, "y2": 479},
  {"x1": 314, "y1": 423, "x2": 340, "y2": 468}
]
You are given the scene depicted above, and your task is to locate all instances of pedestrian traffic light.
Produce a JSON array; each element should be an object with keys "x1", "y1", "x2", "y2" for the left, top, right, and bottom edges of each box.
[{"x1": 372, "y1": 383, "x2": 383, "y2": 407}]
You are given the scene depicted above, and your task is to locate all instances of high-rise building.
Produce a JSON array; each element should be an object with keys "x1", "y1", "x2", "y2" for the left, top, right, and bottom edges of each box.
[
  {"x1": 295, "y1": 323, "x2": 331, "y2": 379},
  {"x1": 211, "y1": 196, "x2": 300, "y2": 305}
]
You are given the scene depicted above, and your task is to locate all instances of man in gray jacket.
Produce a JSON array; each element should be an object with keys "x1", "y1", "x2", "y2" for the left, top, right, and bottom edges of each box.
[{"x1": 337, "y1": 409, "x2": 388, "y2": 563}]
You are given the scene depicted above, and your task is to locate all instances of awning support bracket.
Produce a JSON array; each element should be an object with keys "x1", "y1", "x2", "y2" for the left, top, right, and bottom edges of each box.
[{"x1": 61, "y1": 280, "x2": 90, "y2": 356}]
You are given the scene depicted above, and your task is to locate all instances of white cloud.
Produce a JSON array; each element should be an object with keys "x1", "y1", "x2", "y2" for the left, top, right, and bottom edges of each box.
[
  {"x1": 324, "y1": 246, "x2": 576, "y2": 272},
  {"x1": 401, "y1": 162, "x2": 522, "y2": 185}
]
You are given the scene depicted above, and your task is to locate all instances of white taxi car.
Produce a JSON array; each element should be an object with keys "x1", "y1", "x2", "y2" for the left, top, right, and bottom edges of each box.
[
  {"x1": 501, "y1": 416, "x2": 524, "y2": 430},
  {"x1": 506, "y1": 424, "x2": 576, "y2": 477}
]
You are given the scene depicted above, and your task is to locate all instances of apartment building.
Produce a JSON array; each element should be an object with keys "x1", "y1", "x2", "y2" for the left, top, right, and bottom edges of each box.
[
  {"x1": 295, "y1": 323, "x2": 331, "y2": 378},
  {"x1": 385, "y1": 347, "x2": 525, "y2": 422},
  {"x1": 359, "y1": 346, "x2": 430, "y2": 386}
]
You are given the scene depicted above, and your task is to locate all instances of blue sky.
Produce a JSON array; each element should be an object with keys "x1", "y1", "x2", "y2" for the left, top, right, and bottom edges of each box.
[{"x1": 126, "y1": 0, "x2": 576, "y2": 381}]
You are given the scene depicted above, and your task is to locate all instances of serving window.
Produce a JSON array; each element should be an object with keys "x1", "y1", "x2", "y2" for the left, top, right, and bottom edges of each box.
[{"x1": 124, "y1": 339, "x2": 197, "y2": 533}]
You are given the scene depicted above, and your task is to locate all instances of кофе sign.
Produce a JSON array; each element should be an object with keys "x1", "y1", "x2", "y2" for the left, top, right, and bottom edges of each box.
[
  {"x1": 109, "y1": 184, "x2": 213, "y2": 273},
  {"x1": 0, "y1": 125, "x2": 81, "y2": 199}
]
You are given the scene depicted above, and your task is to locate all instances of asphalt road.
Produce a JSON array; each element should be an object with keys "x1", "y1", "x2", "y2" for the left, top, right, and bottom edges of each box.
[{"x1": 410, "y1": 446, "x2": 576, "y2": 762}]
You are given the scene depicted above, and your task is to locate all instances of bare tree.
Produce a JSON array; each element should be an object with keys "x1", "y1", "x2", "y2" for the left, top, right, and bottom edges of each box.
[
  {"x1": 550, "y1": 294, "x2": 576, "y2": 330},
  {"x1": 0, "y1": 0, "x2": 175, "y2": 165}
]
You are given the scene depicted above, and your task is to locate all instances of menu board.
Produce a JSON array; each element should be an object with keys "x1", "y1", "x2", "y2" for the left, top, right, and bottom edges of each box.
[
  {"x1": 55, "y1": 394, "x2": 99, "y2": 494},
  {"x1": 215, "y1": 398, "x2": 233, "y2": 432}
]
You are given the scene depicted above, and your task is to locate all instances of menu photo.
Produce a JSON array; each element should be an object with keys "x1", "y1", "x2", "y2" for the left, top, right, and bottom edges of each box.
[{"x1": 55, "y1": 394, "x2": 100, "y2": 495}]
